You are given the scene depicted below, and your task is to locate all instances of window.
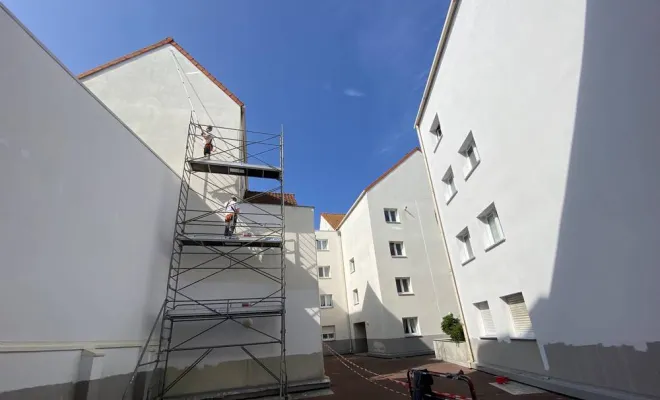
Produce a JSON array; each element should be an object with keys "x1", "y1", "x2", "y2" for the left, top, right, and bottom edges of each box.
[
  {"x1": 442, "y1": 168, "x2": 457, "y2": 203},
  {"x1": 349, "y1": 258, "x2": 355, "y2": 274},
  {"x1": 456, "y1": 228, "x2": 474, "y2": 264},
  {"x1": 318, "y1": 266, "x2": 330, "y2": 279},
  {"x1": 474, "y1": 301, "x2": 496, "y2": 337},
  {"x1": 395, "y1": 277, "x2": 412, "y2": 295},
  {"x1": 402, "y1": 317, "x2": 419, "y2": 336},
  {"x1": 316, "y1": 239, "x2": 328, "y2": 251},
  {"x1": 502, "y1": 293, "x2": 534, "y2": 339},
  {"x1": 430, "y1": 114, "x2": 443, "y2": 143},
  {"x1": 320, "y1": 294, "x2": 333, "y2": 308},
  {"x1": 478, "y1": 204, "x2": 505, "y2": 249},
  {"x1": 352, "y1": 289, "x2": 359, "y2": 305},
  {"x1": 389, "y1": 242, "x2": 405, "y2": 257},
  {"x1": 458, "y1": 132, "x2": 480, "y2": 179},
  {"x1": 321, "y1": 325, "x2": 336, "y2": 341},
  {"x1": 384, "y1": 208, "x2": 399, "y2": 223}
]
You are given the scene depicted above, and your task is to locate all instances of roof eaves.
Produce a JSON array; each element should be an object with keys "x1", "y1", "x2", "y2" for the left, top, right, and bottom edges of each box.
[{"x1": 77, "y1": 37, "x2": 244, "y2": 108}]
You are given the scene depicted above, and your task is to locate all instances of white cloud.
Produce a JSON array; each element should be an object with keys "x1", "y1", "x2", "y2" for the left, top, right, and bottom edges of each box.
[{"x1": 343, "y1": 88, "x2": 365, "y2": 97}]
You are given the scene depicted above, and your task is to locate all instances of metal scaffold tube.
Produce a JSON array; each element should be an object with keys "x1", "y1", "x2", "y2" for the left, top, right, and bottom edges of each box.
[{"x1": 123, "y1": 113, "x2": 287, "y2": 400}]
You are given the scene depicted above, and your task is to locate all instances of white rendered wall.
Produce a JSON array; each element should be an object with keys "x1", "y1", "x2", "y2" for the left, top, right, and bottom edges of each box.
[
  {"x1": 319, "y1": 217, "x2": 336, "y2": 231},
  {"x1": 0, "y1": 5, "x2": 177, "y2": 394},
  {"x1": 366, "y1": 152, "x2": 460, "y2": 342},
  {"x1": 315, "y1": 230, "x2": 351, "y2": 347},
  {"x1": 339, "y1": 197, "x2": 384, "y2": 341},
  {"x1": 418, "y1": 0, "x2": 660, "y2": 395}
]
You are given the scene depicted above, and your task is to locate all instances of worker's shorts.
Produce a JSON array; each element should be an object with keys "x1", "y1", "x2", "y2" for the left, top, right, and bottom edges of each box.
[{"x1": 204, "y1": 144, "x2": 213, "y2": 156}]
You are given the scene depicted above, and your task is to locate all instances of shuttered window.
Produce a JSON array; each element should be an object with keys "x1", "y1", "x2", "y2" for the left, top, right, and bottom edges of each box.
[
  {"x1": 474, "y1": 302, "x2": 496, "y2": 336},
  {"x1": 321, "y1": 325, "x2": 335, "y2": 341},
  {"x1": 503, "y1": 292, "x2": 534, "y2": 338}
]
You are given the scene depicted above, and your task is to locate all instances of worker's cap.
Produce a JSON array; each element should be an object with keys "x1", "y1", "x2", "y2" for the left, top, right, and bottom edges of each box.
[
  {"x1": 231, "y1": 196, "x2": 238, "y2": 201},
  {"x1": 205, "y1": 126, "x2": 213, "y2": 132}
]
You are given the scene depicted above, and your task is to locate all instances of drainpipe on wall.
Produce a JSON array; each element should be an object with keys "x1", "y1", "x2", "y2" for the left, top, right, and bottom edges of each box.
[{"x1": 415, "y1": 126, "x2": 475, "y2": 367}]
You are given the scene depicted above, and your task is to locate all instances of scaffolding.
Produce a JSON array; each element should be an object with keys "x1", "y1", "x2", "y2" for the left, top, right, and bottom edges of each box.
[{"x1": 124, "y1": 113, "x2": 287, "y2": 399}]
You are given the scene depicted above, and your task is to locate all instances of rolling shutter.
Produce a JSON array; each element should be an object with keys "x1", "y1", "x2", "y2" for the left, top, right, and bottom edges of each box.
[
  {"x1": 504, "y1": 293, "x2": 534, "y2": 337},
  {"x1": 475, "y1": 302, "x2": 496, "y2": 336}
]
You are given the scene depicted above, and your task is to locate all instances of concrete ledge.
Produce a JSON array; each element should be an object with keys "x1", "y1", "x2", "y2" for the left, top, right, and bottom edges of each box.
[
  {"x1": 366, "y1": 349, "x2": 435, "y2": 359},
  {"x1": 475, "y1": 363, "x2": 660, "y2": 400}
]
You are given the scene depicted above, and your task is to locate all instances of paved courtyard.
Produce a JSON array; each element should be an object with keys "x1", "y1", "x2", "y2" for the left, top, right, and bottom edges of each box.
[{"x1": 310, "y1": 354, "x2": 572, "y2": 400}]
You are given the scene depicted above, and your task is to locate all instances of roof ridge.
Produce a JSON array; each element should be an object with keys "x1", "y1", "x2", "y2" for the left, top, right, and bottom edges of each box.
[{"x1": 77, "y1": 37, "x2": 244, "y2": 107}]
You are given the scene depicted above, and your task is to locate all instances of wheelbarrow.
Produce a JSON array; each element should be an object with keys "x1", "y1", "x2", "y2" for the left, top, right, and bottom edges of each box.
[{"x1": 407, "y1": 368, "x2": 477, "y2": 400}]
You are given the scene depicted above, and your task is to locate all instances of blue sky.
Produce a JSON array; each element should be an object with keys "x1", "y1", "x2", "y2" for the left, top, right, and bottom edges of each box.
[{"x1": 4, "y1": 0, "x2": 449, "y2": 227}]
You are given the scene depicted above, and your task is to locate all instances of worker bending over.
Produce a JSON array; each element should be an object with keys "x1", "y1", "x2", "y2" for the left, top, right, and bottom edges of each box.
[{"x1": 224, "y1": 196, "x2": 240, "y2": 237}]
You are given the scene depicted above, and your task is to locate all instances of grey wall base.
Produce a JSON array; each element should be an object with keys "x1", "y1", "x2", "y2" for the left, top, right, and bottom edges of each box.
[
  {"x1": 323, "y1": 339, "x2": 352, "y2": 355},
  {"x1": 364, "y1": 335, "x2": 443, "y2": 358},
  {"x1": 0, "y1": 371, "x2": 147, "y2": 400},
  {"x1": 476, "y1": 363, "x2": 660, "y2": 400}
]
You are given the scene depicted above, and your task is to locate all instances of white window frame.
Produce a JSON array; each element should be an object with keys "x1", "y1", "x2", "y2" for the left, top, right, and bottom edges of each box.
[
  {"x1": 502, "y1": 292, "x2": 535, "y2": 339},
  {"x1": 458, "y1": 132, "x2": 480, "y2": 179},
  {"x1": 395, "y1": 277, "x2": 413, "y2": 295},
  {"x1": 402, "y1": 317, "x2": 420, "y2": 336},
  {"x1": 352, "y1": 289, "x2": 359, "y2": 305},
  {"x1": 456, "y1": 228, "x2": 475, "y2": 265},
  {"x1": 321, "y1": 325, "x2": 336, "y2": 341},
  {"x1": 442, "y1": 167, "x2": 457, "y2": 204},
  {"x1": 316, "y1": 239, "x2": 329, "y2": 251},
  {"x1": 474, "y1": 301, "x2": 496, "y2": 337},
  {"x1": 320, "y1": 294, "x2": 333, "y2": 308},
  {"x1": 384, "y1": 208, "x2": 400, "y2": 223},
  {"x1": 349, "y1": 258, "x2": 355, "y2": 274},
  {"x1": 478, "y1": 203, "x2": 505, "y2": 250},
  {"x1": 389, "y1": 241, "x2": 405, "y2": 257},
  {"x1": 318, "y1": 266, "x2": 330, "y2": 279}
]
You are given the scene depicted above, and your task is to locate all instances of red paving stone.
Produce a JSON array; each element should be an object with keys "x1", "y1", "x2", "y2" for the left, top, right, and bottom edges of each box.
[{"x1": 313, "y1": 354, "x2": 572, "y2": 400}]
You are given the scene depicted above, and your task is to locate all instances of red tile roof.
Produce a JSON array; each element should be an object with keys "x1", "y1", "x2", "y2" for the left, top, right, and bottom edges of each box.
[
  {"x1": 77, "y1": 37, "x2": 244, "y2": 107},
  {"x1": 244, "y1": 190, "x2": 297, "y2": 206},
  {"x1": 364, "y1": 147, "x2": 420, "y2": 192},
  {"x1": 320, "y1": 213, "x2": 345, "y2": 230}
]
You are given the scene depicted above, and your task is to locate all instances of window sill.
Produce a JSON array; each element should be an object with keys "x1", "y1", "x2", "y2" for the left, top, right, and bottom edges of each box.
[
  {"x1": 353, "y1": 303, "x2": 360, "y2": 306},
  {"x1": 479, "y1": 336, "x2": 497, "y2": 340},
  {"x1": 319, "y1": 277, "x2": 331, "y2": 280},
  {"x1": 446, "y1": 191, "x2": 457, "y2": 205},
  {"x1": 510, "y1": 336, "x2": 536, "y2": 342},
  {"x1": 404, "y1": 334, "x2": 423, "y2": 338},
  {"x1": 322, "y1": 338, "x2": 336, "y2": 342},
  {"x1": 464, "y1": 160, "x2": 481, "y2": 181},
  {"x1": 433, "y1": 136, "x2": 442, "y2": 153},
  {"x1": 461, "y1": 257, "x2": 475, "y2": 266},
  {"x1": 317, "y1": 249, "x2": 329, "y2": 252},
  {"x1": 391, "y1": 255, "x2": 407, "y2": 259},
  {"x1": 320, "y1": 306, "x2": 334, "y2": 309},
  {"x1": 386, "y1": 221, "x2": 401, "y2": 224},
  {"x1": 484, "y1": 238, "x2": 506, "y2": 252},
  {"x1": 350, "y1": 271, "x2": 355, "y2": 274},
  {"x1": 397, "y1": 292, "x2": 415, "y2": 296}
]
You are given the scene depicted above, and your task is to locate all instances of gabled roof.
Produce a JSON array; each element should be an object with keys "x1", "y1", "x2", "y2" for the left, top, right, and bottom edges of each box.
[
  {"x1": 320, "y1": 213, "x2": 345, "y2": 230},
  {"x1": 245, "y1": 190, "x2": 297, "y2": 206},
  {"x1": 337, "y1": 147, "x2": 420, "y2": 230},
  {"x1": 78, "y1": 37, "x2": 244, "y2": 108}
]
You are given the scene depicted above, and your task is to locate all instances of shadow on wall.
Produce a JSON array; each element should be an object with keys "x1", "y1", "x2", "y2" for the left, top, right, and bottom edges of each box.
[
  {"x1": 353, "y1": 283, "x2": 447, "y2": 358},
  {"x1": 476, "y1": 1, "x2": 660, "y2": 398}
]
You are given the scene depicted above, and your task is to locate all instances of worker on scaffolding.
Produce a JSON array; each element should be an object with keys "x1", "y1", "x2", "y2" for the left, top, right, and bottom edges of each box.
[
  {"x1": 224, "y1": 195, "x2": 240, "y2": 237},
  {"x1": 201, "y1": 125, "x2": 214, "y2": 159}
]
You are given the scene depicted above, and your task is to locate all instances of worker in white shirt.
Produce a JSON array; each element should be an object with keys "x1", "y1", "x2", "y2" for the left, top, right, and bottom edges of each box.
[
  {"x1": 224, "y1": 196, "x2": 240, "y2": 237},
  {"x1": 201, "y1": 126, "x2": 214, "y2": 159}
]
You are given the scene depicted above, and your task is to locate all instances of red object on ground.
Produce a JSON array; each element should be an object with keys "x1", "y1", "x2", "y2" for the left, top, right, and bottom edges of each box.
[{"x1": 495, "y1": 376, "x2": 509, "y2": 385}]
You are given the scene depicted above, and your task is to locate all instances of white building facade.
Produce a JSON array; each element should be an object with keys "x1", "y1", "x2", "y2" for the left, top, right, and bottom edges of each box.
[
  {"x1": 316, "y1": 150, "x2": 462, "y2": 358},
  {"x1": 315, "y1": 215, "x2": 352, "y2": 354},
  {"x1": 0, "y1": 6, "x2": 326, "y2": 398},
  {"x1": 415, "y1": 1, "x2": 660, "y2": 399}
]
